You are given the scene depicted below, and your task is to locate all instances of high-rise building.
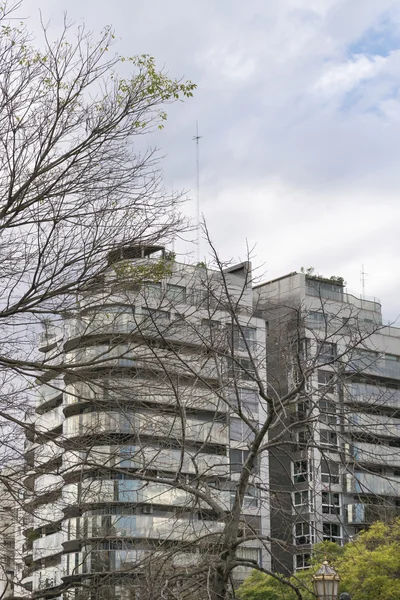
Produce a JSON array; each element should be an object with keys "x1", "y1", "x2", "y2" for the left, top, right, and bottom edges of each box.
[
  {"x1": 255, "y1": 271, "x2": 400, "y2": 575},
  {"x1": 22, "y1": 246, "x2": 269, "y2": 599}
]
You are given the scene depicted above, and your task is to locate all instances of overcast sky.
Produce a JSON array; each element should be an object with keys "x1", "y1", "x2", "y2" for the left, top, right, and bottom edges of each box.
[{"x1": 23, "y1": 0, "x2": 400, "y2": 321}]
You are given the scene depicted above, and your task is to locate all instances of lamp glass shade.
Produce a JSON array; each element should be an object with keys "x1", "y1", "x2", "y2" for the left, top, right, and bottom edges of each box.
[{"x1": 312, "y1": 560, "x2": 340, "y2": 600}]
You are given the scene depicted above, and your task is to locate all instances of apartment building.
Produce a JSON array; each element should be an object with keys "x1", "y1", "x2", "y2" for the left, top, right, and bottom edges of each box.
[
  {"x1": 22, "y1": 246, "x2": 269, "y2": 599},
  {"x1": 254, "y1": 272, "x2": 400, "y2": 575}
]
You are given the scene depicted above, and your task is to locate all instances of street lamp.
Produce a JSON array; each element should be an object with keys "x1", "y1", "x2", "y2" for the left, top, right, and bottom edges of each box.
[{"x1": 312, "y1": 560, "x2": 340, "y2": 600}]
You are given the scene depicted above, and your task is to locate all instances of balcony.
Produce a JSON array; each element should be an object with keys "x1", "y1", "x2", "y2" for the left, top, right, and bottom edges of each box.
[
  {"x1": 345, "y1": 412, "x2": 400, "y2": 438},
  {"x1": 65, "y1": 515, "x2": 223, "y2": 545},
  {"x1": 36, "y1": 379, "x2": 64, "y2": 408},
  {"x1": 350, "y1": 443, "x2": 400, "y2": 467},
  {"x1": 34, "y1": 440, "x2": 63, "y2": 467},
  {"x1": 32, "y1": 531, "x2": 66, "y2": 560},
  {"x1": 306, "y1": 283, "x2": 381, "y2": 312},
  {"x1": 35, "y1": 474, "x2": 63, "y2": 495},
  {"x1": 346, "y1": 383, "x2": 400, "y2": 410},
  {"x1": 63, "y1": 445, "x2": 229, "y2": 477},
  {"x1": 346, "y1": 472, "x2": 400, "y2": 496},
  {"x1": 64, "y1": 379, "x2": 229, "y2": 414},
  {"x1": 63, "y1": 411, "x2": 228, "y2": 445},
  {"x1": 33, "y1": 567, "x2": 62, "y2": 591},
  {"x1": 346, "y1": 357, "x2": 400, "y2": 380},
  {"x1": 62, "y1": 479, "x2": 230, "y2": 510},
  {"x1": 35, "y1": 406, "x2": 63, "y2": 434},
  {"x1": 346, "y1": 502, "x2": 400, "y2": 525}
]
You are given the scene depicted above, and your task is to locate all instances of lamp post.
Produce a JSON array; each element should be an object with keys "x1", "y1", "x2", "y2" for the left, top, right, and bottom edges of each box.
[{"x1": 312, "y1": 560, "x2": 340, "y2": 600}]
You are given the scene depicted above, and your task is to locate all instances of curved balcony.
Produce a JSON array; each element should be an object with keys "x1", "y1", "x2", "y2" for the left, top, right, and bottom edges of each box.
[
  {"x1": 35, "y1": 406, "x2": 63, "y2": 434},
  {"x1": 62, "y1": 479, "x2": 230, "y2": 510},
  {"x1": 63, "y1": 445, "x2": 229, "y2": 477},
  {"x1": 65, "y1": 344, "x2": 223, "y2": 381},
  {"x1": 35, "y1": 474, "x2": 64, "y2": 495},
  {"x1": 32, "y1": 531, "x2": 66, "y2": 560},
  {"x1": 34, "y1": 440, "x2": 63, "y2": 467},
  {"x1": 33, "y1": 501, "x2": 64, "y2": 531},
  {"x1": 64, "y1": 380, "x2": 228, "y2": 414},
  {"x1": 63, "y1": 411, "x2": 228, "y2": 445},
  {"x1": 62, "y1": 548, "x2": 148, "y2": 577},
  {"x1": 33, "y1": 566, "x2": 62, "y2": 591},
  {"x1": 37, "y1": 379, "x2": 64, "y2": 409},
  {"x1": 64, "y1": 515, "x2": 223, "y2": 546}
]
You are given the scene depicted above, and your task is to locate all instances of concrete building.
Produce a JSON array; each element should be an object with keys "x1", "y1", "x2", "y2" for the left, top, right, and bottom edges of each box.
[
  {"x1": 255, "y1": 272, "x2": 400, "y2": 575},
  {"x1": 22, "y1": 246, "x2": 269, "y2": 599}
]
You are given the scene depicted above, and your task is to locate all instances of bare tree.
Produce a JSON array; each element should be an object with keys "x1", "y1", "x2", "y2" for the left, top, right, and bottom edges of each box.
[{"x1": 23, "y1": 229, "x2": 400, "y2": 600}]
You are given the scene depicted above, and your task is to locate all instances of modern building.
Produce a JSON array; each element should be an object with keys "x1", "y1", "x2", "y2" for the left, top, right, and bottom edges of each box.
[
  {"x1": 254, "y1": 272, "x2": 400, "y2": 575},
  {"x1": 22, "y1": 246, "x2": 269, "y2": 599}
]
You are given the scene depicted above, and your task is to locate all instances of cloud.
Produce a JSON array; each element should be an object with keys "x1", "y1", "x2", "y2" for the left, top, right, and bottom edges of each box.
[{"x1": 12, "y1": 0, "x2": 400, "y2": 321}]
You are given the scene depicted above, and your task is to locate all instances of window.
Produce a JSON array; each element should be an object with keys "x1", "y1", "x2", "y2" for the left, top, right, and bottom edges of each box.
[
  {"x1": 323, "y1": 522, "x2": 341, "y2": 543},
  {"x1": 229, "y1": 388, "x2": 259, "y2": 418},
  {"x1": 166, "y1": 284, "x2": 186, "y2": 304},
  {"x1": 318, "y1": 370, "x2": 336, "y2": 393},
  {"x1": 385, "y1": 354, "x2": 399, "y2": 362},
  {"x1": 295, "y1": 554, "x2": 311, "y2": 570},
  {"x1": 293, "y1": 460, "x2": 312, "y2": 484},
  {"x1": 296, "y1": 400, "x2": 310, "y2": 420},
  {"x1": 294, "y1": 490, "x2": 310, "y2": 508},
  {"x1": 320, "y1": 429, "x2": 338, "y2": 449},
  {"x1": 142, "y1": 283, "x2": 162, "y2": 302},
  {"x1": 322, "y1": 492, "x2": 341, "y2": 515},
  {"x1": 142, "y1": 307, "x2": 170, "y2": 321},
  {"x1": 297, "y1": 429, "x2": 312, "y2": 447},
  {"x1": 317, "y1": 342, "x2": 337, "y2": 362},
  {"x1": 231, "y1": 485, "x2": 260, "y2": 508},
  {"x1": 308, "y1": 312, "x2": 326, "y2": 325},
  {"x1": 230, "y1": 418, "x2": 256, "y2": 442},
  {"x1": 321, "y1": 460, "x2": 340, "y2": 485},
  {"x1": 229, "y1": 325, "x2": 256, "y2": 352},
  {"x1": 295, "y1": 522, "x2": 311, "y2": 545},
  {"x1": 202, "y1": 318, "x2": 221, "y2": 329},
  {"x1": 230, "y1": 449, "x2": 249, "y2": 473},
  {"x1": 227, "y1": 357, "x2": 255, "y2": 381},
  {"x1": 319, "y1": 400, "x2": 337, "y2": 425}
]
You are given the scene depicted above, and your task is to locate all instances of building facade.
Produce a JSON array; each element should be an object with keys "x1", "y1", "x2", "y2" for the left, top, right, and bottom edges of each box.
[
  {"x1": 255, "y1": 272, "x2": 400, "y2": 575},
  {"x1": 22, "y1": 246, "x2": 269, "y2": 599}
]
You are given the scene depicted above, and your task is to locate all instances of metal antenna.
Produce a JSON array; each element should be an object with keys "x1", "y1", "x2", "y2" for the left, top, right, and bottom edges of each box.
[
  {"x1": 361, "y1": 264, "x2": 367, "y2": 298},
  {"x1": 193, "y1": 121, "x2": 202, "y2": 264}
]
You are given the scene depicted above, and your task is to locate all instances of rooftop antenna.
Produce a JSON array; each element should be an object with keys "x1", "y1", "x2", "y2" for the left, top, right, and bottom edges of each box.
[
  {"x1": 193, "y1": 121, "x2": 202, "y2": 264},
  {"x1": 360, "y1": 264, "x2": 368, "y2": 298}
]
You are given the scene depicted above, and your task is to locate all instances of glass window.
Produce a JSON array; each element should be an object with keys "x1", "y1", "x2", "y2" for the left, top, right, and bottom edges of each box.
[
  {"x1": 322, "y1": 492, "x2": 341, "y2": 515},
  {"x1": 295, "y1": 522, "x2": 311, "y2": 545},
  {"x1": 323, "y1": 522, "x2": 341, "y2": 543},
  {"x1": 229, "y1": 418, "x2": 256, "y2": 442},
  {"x1": 294, "y1": 491, "x2": 310, "y2": 507},
  {"x1": 295, "y1": 554, "x2": 311, "y2": 570},
  {"x1": 293, "y1": 460, "x2": 311, "y2": 484},
  {"x1": 230, "y1": 449, "x2": 258, "y2": 474},
  {"x1": 297, "y1": 429, "x2": 311, "y2": 447},
  {"x1": 320, "y1": 429, "x2": 338, "y2": 449},
  {"x1": 227, "y1": 357, "x2": 255, "y2": 381},
  {"x1": 142, "y1": 307, "x2": 170, "y2": 321},
  {"x1": 317, "y1": 342, "x2": 337, "y2": 362},
  {"x1": 321, "y1": 460, "x2": 340, "y2": 485},
  {"x1": 318, "y1": 370, "x2": 336, "y2": 393},
  {"x1": 319, "y1": 400, "x2": 337, "y2": 425},
  {"x1": 296, "y1": 400, "x2": 310, "y2": 420},
  {"x1": 142, "y1": 283, "x2": 162, "y2": 302},
  {"x1": 229, "y1": 325, "x2": 256, "y2": 352},
  {"x1": 308, "y1": 312, "x2": 326, "y2": 324},
  {"x1": 166, "y1": 284, "x2": 186, "y2": 304}
]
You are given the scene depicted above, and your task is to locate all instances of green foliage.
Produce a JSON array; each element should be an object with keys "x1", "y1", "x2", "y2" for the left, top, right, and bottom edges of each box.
[
  {"x1": 300, "y1": 266, "x2": 346, "y2": 286},
  {"x1": 111, "y1": 258, "x2": 173, "y2": 282},
  {"x1": 238, "y1": 521, "x2": 400, "y2": 600}
]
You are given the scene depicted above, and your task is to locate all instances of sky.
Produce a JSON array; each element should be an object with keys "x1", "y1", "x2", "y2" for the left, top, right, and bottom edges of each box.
[{"x1": 21, "y1": 0, "x2": 400, "y2": 322}]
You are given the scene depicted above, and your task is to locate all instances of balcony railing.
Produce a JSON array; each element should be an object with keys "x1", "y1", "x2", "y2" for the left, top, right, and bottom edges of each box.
[
  {"x1": 349, "y1": 443, "x2": 400, "y2": 467},
  {"x1": 346, "y1": 502, "x2": 400, "y2": 524},
  {"x1": 345, "y1": 412, "x2": 400, "y2": 438},
  {"x1": 346, "y1": 472, "x2": 400, "y2": 496},
  {"x1": 346, "y1": 383, "x2": 400, "y2": 410}
]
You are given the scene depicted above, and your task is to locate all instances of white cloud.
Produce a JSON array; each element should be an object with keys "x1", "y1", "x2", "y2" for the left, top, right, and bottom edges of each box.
[{"x1": 313, "y1": 53, "x2": 387, "y2": 95}]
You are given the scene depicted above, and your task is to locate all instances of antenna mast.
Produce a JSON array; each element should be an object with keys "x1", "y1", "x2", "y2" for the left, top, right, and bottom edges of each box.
[
  {"x1": 361, "y1": 264, "x2": 367, "y2": 298},
  {"x1": 193, "y1": 121, "x2": 202, "y2": 264}
]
